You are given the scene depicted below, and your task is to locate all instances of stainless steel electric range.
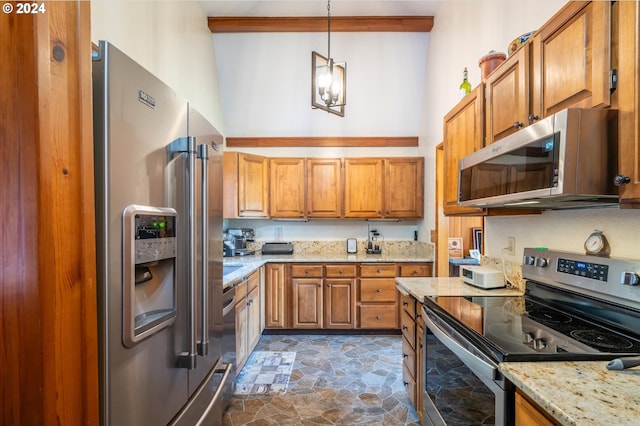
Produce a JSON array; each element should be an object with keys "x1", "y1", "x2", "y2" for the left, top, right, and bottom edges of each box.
[{"x1": 422, "y1": 248, "x2": 640, "y2": 426}]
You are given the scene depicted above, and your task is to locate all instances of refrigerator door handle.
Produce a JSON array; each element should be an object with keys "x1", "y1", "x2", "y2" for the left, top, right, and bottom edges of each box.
[
  {"x1": 196, "y1": 143, "x2": 209, "y2": 357},
  {"x1": 168, "y1": 136, "x2": 198, "y2": 370}
]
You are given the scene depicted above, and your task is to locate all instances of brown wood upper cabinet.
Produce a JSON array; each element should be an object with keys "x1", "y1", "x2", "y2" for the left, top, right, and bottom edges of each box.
[
  {"x1": 485, "y1": 1, "x2": 612, "y2": 145},
  {"x1": 443, "y1": 86, "x2": 485, "y2": 216},
  {"x1": 344, "y1": 157, "x2": 424, "y2": 218},
  {"x1": 306, "y1": 158, "x2": 343, "y2": 218},
  {"x1": 223, "y1": 152, "x2": 269, "y2": 218},
  {"x1": 269, "y1": 157, "x2": 305, "y2": 218}
]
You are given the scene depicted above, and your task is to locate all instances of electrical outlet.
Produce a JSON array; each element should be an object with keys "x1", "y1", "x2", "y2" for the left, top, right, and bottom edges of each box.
[{"x1": 506, "y1": 236, "x2": 515, "y2": 255}]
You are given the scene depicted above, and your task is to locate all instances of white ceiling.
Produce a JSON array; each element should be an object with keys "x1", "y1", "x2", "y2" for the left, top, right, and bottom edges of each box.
[{"x1": 200, "y1": 0, "x2": 441, "y2": 17}]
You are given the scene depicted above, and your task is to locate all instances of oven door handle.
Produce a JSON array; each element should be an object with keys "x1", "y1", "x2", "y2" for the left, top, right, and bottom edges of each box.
[{"x1": 423, "y1": 307, "x2": 499, "y2": 385}]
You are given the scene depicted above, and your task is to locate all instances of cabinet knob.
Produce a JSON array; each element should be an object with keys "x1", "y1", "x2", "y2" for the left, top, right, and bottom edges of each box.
[
  {"x1": 513, "y1": 121, "x2": 524, "y2": 129},
  {"x1": 376, "y1": 315, "x2": 381, "y2": 320},
  {"x1": 528, "y1": 114, "x2": 540, "y2": 123},
  {"x1": 339, "y1": 270, "x2": 343, "y2": 274},
  {"x1": 376, "y1": 288, "x2": 382, "y2": 293},
  {"x1": 403, "y1": 381, "x2": 409, "y2": 387},
  {"x1": 318, "y1": 284, "x2": 322, "y2": 288},
  {"x1": 402, "y1": 353, "x2": 408, "y2": 358},
  {"x1": 402, "y1": 301, "x2": 408, "y2": 306},
  {"x1": 402, "y1": 325, "x2": 408, "y2": 330},
  {"x1": 614, "y1": 174, "x2": 631, "y2": 186}
]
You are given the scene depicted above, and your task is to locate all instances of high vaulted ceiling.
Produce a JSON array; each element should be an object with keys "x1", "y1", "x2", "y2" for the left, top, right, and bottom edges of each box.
[{"x1": 199, "y1": 0, "x2": 442, "y2": 17}]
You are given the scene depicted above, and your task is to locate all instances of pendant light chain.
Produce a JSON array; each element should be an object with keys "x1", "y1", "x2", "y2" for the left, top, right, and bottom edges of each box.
[{"x1": 327, "y1": 0, "x2": 331, "y2": 62}]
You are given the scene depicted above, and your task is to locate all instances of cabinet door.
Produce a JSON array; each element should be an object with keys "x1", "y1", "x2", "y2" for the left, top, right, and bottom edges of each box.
[
  {"x1": 531, "y1": 1, "x2": 611, "y2": 118},
  {"x1": 344, "y1": 158, "x2": 384, "y2": 218},
  {"x1": 264, "y1": 263, "x2": 285, "y2": 328},
  {"x1": 247, "y1": 286, "x2": 261, "y2": 352},
  {"x1": 306, "y1": 158, "x2": 343, "y2": 218},
  {"x1": 238, "y1": 153, "x2": 269, "y2": 217},
  {"x1": 270, "y1": 158, "x2": 305, "y2": 218},
  {"x1": 484, "y1": 46, "x2": 529, "y2": 144},
  {"x1": 292, "y1": 278, "x2": 323, "y2": 328},
  {"x1": 235, "y1": 288, "x2": 248, "y2": 372},
  {"x1": 384, "y1": 158, "x2": 424, "y2": 218},
  {"x1": 617, "y1": 0, "x2": 640, "y2": 204},
  {"x1": 324, "y1": 278, "x2": 355, "y2": 329},
  {"x1": 443, "y1": 86, "x2": 485, "y2": 216}
]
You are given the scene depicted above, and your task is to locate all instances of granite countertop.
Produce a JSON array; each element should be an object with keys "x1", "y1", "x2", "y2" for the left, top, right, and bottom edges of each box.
[
  {"x1": 395, "y1": 276, "x2": 523, "y2": 302},
  {"x1": 223, "y1": 252, "x2": 433, "y2": 286},
  {"x1": 500, "y1": 361, "x2": 640, "y2": 425}
]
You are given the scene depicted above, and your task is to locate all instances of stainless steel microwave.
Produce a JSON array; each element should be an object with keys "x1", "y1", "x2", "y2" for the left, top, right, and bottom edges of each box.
[{"x1": 458, "y1": 108, "x2": 618, "y2": 209}]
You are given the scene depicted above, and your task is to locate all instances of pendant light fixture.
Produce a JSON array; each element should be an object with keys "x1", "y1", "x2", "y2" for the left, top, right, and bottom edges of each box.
[{"x1": 311, "y1": 0, "x2": 346, "y2": 116}]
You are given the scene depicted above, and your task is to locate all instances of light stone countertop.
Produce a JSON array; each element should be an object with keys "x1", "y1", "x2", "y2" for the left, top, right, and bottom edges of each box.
[
  {"x1": 395, "y1": 276, "x2": 524, "y2": 302},
  {"x1": 499, "y1": 361, "x2": 640, "y2": 425},
  {"x1": 223, "y1": 253, "x2": 433, "y2": 286}
]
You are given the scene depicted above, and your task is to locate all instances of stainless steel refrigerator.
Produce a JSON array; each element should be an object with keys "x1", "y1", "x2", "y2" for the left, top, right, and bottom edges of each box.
[{"x1": 92, "y1": 41, "x2": 235, "y2": 426}]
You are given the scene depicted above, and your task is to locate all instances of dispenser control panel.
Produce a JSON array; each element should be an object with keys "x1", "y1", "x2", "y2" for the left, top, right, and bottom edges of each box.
[{"x1": 133, "y1": 213, "x2": 177, "y2": 264}]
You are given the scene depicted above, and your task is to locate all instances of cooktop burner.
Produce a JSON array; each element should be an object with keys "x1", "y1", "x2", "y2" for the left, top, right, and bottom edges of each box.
[
  {"x1": 570, "y1": 330, "x2": 635, "y2": 351},
  {"x1": 526, "y1": 307, "x2": 573, "y2": 324}
]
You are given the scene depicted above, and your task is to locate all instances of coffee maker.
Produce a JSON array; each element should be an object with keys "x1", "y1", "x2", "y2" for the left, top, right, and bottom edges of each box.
[{"x1": 223, "y1": 228, "x2": 255, "y2": 256}]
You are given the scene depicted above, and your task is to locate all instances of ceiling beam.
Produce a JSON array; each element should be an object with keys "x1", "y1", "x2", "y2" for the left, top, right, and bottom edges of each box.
[{"x1": 208, "y1": 16, "x2": 434, "y2": 33}]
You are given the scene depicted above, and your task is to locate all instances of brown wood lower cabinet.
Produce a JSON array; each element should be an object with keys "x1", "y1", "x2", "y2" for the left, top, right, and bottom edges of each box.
[
  {"x1": 515, "y1": 389, "x2": 559, "y2": 426},
  {"x1": 235, "y1": 269, "x2": 261, "y2": 373},
  {"x1": 264, "y1": 261, "x2": 432, "y2": 331}
]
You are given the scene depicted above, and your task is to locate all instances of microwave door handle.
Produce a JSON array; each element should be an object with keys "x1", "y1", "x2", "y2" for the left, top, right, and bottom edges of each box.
[
  {"x1": 197, "y1": 144, "x2": 209, "y2": 357},
  {"x1": 169, "y1": 137, "x2": 198, "y2": 369},
  {"x1": 423, "y1": 308, "x2": 499, "y2": 388}
]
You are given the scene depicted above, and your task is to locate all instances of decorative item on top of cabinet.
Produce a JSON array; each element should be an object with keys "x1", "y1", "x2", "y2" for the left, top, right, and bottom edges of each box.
[
  {"x1": 530, "y1": 1, "x2": 612, "y2": 120},
  {"x1": 269, "y1": 157, "x2": 305, "y2": 218},
  {"x1": 443, "y1": 85, "x2": 485, "y2": 216},
  {"x1": 358, "y1": 263, "x2": 398, "y2": 329},
  {"x1": 223, "y1": 152, "x2": 269, "y2": 218},
  {"x1": 615, "y1": 0, "x2": 640, "y2": 205}
]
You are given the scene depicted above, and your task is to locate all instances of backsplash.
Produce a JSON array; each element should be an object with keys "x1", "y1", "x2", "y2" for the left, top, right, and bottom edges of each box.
[{"x1": 247, "y1": 239, "x2": 434, "y2": 258}]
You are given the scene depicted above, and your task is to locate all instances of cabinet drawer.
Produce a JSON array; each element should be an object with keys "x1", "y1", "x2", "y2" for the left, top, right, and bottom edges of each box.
[
  {"x1": 360, "y1": 263, "x2": 396, "y2": 278},
  {"x1": 398, "y1": 263, "x2": 431, "y2": 277},
  {"x1": 400, "y1": 292, "x2": 416, "y2": 318},
  {"x1": 360, "y1": 279, "x2": 397, "y2": 302},
  {"x1": 325, "y1": 264, "x2": 356, "y2": 278},
  {"x1": 235, "y1": 280, "x2": 247, "y2": 301},
  {"x1": 359, "y1": 305, "x2": 398, "y2": 328},
  {"x1": 402, "y1": 362, "x2": 417, "y2": 409},
  {"x1": 247, "y1": 270, "x2": 260, "y2": 292},
  {"x1": 401, "y1": 310, "x2": 416, "y2": 349},
  {"x1": 402, "y1": 337, "x2": 416, "y2": 378},
  {"x1": 291, "y1": 264, "x2": 323, "y2": 278}
]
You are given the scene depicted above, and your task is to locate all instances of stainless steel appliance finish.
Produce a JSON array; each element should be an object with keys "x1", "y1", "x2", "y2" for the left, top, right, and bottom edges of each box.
[
  {"x1": 93, "y1": 41, "x2": 232, "y2": 426},
  {"x1": 458, "y1": 108, "x2": 618, "y2": 209},
  {"x1": 422, "y1": 248, "x2": 640, "y2": 426}
]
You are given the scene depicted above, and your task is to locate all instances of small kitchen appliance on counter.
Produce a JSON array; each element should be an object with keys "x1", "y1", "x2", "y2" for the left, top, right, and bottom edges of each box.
[
  {"x1": 460, "y1": 265, "x2": 505, "y2": 289},
  {"x1": 261, "y1": 242, "x2": 294, "y2": 255},
  {"x1": 224, "y1": 228, "x2": 255, "y2": 256}
]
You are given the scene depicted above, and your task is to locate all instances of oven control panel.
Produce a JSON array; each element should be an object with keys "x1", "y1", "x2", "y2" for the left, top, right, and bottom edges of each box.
[
  {"x1": 523, "y1": 248, "x2": 640, "y2": 309},
  {"x1": 557, "y1": 258, "x2": 609, "y2": 281}
]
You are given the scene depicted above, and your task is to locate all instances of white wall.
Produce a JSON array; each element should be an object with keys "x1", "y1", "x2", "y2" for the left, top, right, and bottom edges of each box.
[{"x1": 90, "y1": 0, "x2": 225, "y2": 132}]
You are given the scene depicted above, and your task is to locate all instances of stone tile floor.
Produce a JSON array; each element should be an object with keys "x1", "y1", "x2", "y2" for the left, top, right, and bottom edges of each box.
[{"x1": 223, "y1": 334, "x2": 421, "y2": 426}]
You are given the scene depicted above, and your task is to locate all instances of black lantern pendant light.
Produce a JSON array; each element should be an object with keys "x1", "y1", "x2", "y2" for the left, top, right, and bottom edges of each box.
[{"x1": 311, "y1": 0, "x2": 346, "y2": 116}]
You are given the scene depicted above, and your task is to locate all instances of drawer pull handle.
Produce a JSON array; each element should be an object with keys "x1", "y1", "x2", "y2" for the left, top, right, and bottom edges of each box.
[
  {"x1": 403, "y1": 353, "x2": 408, "y2": 358},
  {"x1": 402, "y1": 301, "x2": 408, "y2": 306},
  {"x1": 403, "y1": 381, "x2": 409, "y2": 387}
]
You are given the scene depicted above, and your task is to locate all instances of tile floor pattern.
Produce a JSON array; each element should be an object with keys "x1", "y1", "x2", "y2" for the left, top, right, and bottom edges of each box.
[{"x1": 223, "y1": 334, "x2": 421, "y2": 426}]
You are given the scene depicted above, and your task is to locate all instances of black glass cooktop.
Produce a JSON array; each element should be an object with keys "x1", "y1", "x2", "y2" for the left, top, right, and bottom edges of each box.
[{"x1": 423, "y1": 282, "x2": 640, "y2": 362}]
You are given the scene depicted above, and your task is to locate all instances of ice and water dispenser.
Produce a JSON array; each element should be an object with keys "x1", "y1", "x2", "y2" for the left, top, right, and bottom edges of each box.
[{"x1": 122, "y1": 205, "x2": 178, "y2": 346}]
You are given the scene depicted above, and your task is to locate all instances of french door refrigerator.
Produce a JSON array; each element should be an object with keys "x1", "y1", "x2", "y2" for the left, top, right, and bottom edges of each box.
[{"x1": 92, "y1": 41, "x2": 234, "y2": 426}]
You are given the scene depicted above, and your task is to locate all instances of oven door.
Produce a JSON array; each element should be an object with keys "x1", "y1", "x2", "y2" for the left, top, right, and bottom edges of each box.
[{"x1": 422, "y1": 304, "x2": 513, "y2": 426}]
